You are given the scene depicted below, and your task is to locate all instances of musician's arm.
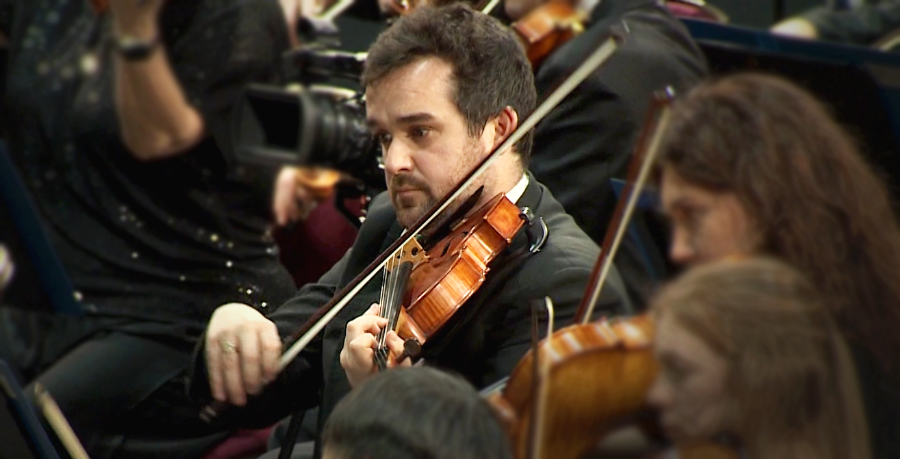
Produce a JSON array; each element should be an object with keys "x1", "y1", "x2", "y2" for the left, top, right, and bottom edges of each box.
[
  {"x1": 111, "y1": 0, "x2": 206, "y2": 161},
  {"x1": 186, "y1": 252, "x2": 350, "y2": 429},
  {"x1": 530, "y1": 72, "x2": 632, "y2": 245},
  {"x1": 783, "y1": 2, "x2": 900, "y2": 45},
  {"x1": 113, "y1": 0, "x2": 289, "y2": 161}
]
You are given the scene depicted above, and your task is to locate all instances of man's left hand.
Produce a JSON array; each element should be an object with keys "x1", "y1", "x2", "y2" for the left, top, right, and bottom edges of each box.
[{"x1": 339, "y1": 304, "x2": 410, "y2": 387}]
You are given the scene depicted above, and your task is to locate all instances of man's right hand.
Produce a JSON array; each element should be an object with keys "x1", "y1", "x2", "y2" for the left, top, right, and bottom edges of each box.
[{"x1": 205, "y1": 303, "x2": 283, "y2": 406}]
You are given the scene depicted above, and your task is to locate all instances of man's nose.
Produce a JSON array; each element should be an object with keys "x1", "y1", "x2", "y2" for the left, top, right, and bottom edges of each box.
[{"x1": 383, "y1": 140, "x2": 414, "y2": 176}]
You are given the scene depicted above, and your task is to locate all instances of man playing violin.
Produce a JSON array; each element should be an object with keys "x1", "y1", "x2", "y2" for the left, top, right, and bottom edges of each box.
[
  {"x1": 505, "y1": 0, "x2": 708, "y2": 307},
  {"x1": 191, "y1": 4, "x2": 631, "y2": 458}
]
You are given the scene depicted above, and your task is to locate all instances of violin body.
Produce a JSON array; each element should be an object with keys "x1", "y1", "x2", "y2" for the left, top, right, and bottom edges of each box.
[
  {"x1": 394, "y1": 193, "x2": 525, "y2": 353},
  {"x1": 488, "y1": 314, "x2": 657, "y2": 459},
  {"x1": 512, "y1": 2, "x2": 586, "y2": 68}
]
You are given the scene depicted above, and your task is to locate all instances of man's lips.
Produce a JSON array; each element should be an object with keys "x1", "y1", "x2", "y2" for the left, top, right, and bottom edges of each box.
[{"x1": 393, "y1": 188, "x2": 421, "y2": 196}]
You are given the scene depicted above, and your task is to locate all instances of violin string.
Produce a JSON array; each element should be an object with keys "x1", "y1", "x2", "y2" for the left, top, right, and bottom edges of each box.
[
  {"x1": 384, "y1": 249, "x2": 402, "y2": 350},
  {"x1": 375, "y1": 255, "x2": 393, "y2": 370},
  {"x1": 379, "y1": 255, "x2": 393, "y2": 350}
]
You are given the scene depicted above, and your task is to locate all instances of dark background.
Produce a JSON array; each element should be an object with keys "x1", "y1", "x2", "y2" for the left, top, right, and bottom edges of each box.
[{"x1": 712, "y1": 0, "x2": 823, "y2": 28}]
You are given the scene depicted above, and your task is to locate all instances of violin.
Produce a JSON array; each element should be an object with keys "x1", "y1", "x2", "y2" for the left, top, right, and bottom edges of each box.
[
  {"x1": 511, "y1": 2, "x2": 587, "y2": 68},
  {"x1": 375, "y1": 193, "x2": 526, "y2": 366},
  {"x1": 487, "y1": 313, "x2": 658, "y2": 459}
]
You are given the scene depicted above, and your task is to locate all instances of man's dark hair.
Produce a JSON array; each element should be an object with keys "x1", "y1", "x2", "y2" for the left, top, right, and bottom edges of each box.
[
  {"x1": 322, "y1": 367, "x2": 512, "y2": 459},
  {"x1": 362, "y1": 4, "x2": 537, "y2": 164}
]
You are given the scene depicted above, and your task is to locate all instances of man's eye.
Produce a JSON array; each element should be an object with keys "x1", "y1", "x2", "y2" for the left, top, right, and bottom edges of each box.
[
  {"x1": 410, "y1": 127, "x2": 429, "y2": 139},
  {"x1": 377, "y1": 133, "x2": 392, "y2": 148}
]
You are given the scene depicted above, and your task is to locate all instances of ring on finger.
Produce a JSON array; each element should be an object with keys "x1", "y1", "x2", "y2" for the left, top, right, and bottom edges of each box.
[{"x1": 221, "y1": 339, "x2": 237, "y2": 354}]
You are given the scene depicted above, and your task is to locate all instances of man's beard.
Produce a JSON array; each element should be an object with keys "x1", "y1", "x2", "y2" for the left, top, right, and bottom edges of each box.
[
  {"x1": 390, "y1": 173, "x2": 438, "y2": 229},
  {"x1": 390, "y1": 141, "x2": 486, "y2": 229}
]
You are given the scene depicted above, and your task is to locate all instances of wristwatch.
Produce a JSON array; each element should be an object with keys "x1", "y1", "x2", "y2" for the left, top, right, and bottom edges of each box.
[{"x1": 115, "y1": 34, "x2": 160, "y2": 61}]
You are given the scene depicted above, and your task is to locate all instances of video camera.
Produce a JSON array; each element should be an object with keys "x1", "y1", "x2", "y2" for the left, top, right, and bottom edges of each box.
[{"x1": 232, "y1": 47, "x2": 385, "y2": 193}]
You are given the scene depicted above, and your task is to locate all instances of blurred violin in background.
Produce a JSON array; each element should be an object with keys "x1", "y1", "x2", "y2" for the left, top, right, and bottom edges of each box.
[{"x1": 512, "y1": 2, "x2": 586, "y2": 68}]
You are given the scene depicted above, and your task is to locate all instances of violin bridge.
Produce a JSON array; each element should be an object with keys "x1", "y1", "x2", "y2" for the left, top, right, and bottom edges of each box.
[{"x1": 387, "y1": 237, "x2": 427, "y2": 271}]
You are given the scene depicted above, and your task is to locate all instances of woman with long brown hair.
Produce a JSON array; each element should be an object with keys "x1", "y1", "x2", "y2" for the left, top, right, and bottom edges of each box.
[
  {"x1": 654, "y1": 72, "x2": 900, "y2": 458},
  {"x1": 647, "y1": 256, "x2": 870, "y2": 459}
]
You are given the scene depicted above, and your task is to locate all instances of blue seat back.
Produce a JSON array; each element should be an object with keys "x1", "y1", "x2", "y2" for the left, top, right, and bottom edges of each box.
[{"x1": 0, "y1": 141, "x2": 82, "y2": 315}]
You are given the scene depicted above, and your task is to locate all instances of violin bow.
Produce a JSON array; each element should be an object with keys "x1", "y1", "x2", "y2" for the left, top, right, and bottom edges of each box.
[
  {"x1": 574, "y1": 89, "x2": 675, "y2": 324},
  {"x1": 527, "y1": 297, "x2": 555, "y2": 459},
  {"x1": 203, "y1": 28, "x2": 626, "y2": 421},
  {"x1": 479, "y1": 0, "x2": 501, "y2": 14}
]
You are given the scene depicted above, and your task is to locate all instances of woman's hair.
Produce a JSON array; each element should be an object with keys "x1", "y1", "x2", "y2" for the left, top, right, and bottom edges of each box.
[
  {"x1": 650, "y1": 256, "x2": 870, "y2": 458},
  {"x1": 656, "y1": 72, "x2": 900, "y2": 375}
]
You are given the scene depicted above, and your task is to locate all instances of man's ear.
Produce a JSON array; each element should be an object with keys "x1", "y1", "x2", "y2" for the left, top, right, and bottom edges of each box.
[{"x1": 490, "y1": 106, "x2": 519, "y2": 151}]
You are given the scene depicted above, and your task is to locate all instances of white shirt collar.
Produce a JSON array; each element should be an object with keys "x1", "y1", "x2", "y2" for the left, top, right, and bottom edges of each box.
[{"x1": 506, "y1": 173, "x2": 529, "y2": 204}]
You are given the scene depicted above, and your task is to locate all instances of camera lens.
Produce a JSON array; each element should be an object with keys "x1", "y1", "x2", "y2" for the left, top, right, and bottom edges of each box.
[{"x1": 233, "y1": 84, "x2": 382, "y2": 188}]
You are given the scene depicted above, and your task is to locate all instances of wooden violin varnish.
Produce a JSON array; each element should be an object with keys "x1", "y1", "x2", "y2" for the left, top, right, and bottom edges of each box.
[
  {"x1": 512, "y1": 2, "x2": 586, "y2": 68},
  {"x1": 377, "y1": 193, "x2": 525, "y2": 364}
]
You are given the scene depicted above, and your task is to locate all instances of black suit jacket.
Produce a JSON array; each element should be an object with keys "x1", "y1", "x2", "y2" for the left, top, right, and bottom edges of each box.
[
  {"x1": 190, "y1": 177, "x2": 631, "y2": 449},
  {"x1": 800, "y1": 1, "x2": 900, "y2": 45},
  {"x1": 529, "y1": 0, "x2": 708, "y2": 305}
]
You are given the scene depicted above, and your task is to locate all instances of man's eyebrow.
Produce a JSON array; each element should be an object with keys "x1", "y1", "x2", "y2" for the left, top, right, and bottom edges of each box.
[
  {"x1": 396, "y1": 113, "x2": 435, "y2": 125},
  {"x1": 366, "y1": 113, "x2": 434, "y2": 129}
]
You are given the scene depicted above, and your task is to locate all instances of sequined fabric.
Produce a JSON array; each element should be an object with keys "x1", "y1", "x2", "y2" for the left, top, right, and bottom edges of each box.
[{"x1": 0, "y1": 0, "x2": 297, "y2": 326}]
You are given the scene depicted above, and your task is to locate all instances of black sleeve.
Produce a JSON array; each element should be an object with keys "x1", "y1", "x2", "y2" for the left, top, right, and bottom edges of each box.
[
  {"x1": 479, "y1": 258, "x2": 628, "y2": 387},
  {"x1": 0, "y1": 0, "x2": 14, "y2": 38},
  {"x1": 187, "y1": 250, "x2": 350, "y2": 429},
  {"x1": 530, "y1": 65, "x2": 635, "y2": 244},
  {"x1": 478, "y1": 266, "x2": 591, "y2": 385},
  {"x1": 165, "y1": 0, "x2": 291, "y2": 163},
  {"x1": 476, "y1": 221, "x2": 630, "y2": 386},
  {"x1": 799, "y1": 1, "x2": 900, "y2": 45}
]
